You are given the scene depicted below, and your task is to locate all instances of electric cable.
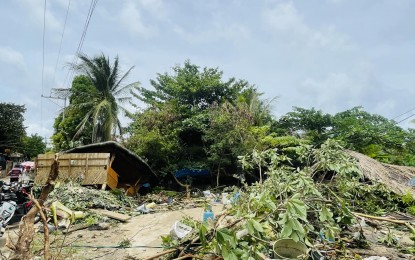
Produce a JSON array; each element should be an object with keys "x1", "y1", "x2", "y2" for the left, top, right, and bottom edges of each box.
[
  {"x1": 40, "y1": 0, "x2": 47, "y2": 145},
  {"x1": 52, "y1": 0, "x2": 72, "y2": 83},
  {"x1": 62, "y1": 0, "x2": 98, "y2": 89},
  {"x1": 396, "y1": 113, "x2": 415, "y2": 124},
  {"x1": 392, "y1": 107, "x2": 415, "y2": 120}
]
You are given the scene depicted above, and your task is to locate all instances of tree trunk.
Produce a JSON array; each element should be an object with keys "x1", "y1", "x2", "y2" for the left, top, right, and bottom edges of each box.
[
  {"x1": 172, "y1": 173, "x2": 190, "y2": 199},
  {"x1": 8, "y1": 155, "x2": 60, "y2": 260},
  {"x1": 216, "y1": 163, "x2": 221, "y2": 187}
]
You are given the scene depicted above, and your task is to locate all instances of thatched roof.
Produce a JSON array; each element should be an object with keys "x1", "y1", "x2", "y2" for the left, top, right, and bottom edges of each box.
[
  {"x1": 65, "y1": 141, "x2": 158, "y2": 185},
  {"x1": 348, "y1": 150, "x2": 415, "y2": 196}
]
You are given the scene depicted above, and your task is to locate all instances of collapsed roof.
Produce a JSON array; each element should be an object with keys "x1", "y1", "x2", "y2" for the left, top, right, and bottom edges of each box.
[
  {"x1": 65, "y1": 141, "x2": 158, "y2": 186},
  {"x1": 349, "y1": 150, "x2": 415, "y2": 197}
]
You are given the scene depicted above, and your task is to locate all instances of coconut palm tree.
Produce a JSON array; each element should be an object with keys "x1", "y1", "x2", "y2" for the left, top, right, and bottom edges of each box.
[{"x1": 72, "y1": 53, "x2": 138, "y2": 142}]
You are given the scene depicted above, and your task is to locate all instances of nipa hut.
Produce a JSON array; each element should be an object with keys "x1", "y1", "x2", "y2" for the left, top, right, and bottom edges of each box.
[
  {"x1": 36, "y1": 141, "x2": 158, "y2": 196},
  {"x1": 348, "y1": 150, "x2": 415, "y2": 197}
]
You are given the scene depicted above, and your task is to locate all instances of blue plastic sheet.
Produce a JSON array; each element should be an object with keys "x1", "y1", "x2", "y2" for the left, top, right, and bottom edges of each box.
[{"x1": 174, "y1": 169, "x2": 209, "y2": 179}]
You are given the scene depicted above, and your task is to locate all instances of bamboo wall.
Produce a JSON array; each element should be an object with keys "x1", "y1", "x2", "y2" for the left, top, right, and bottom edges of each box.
[{"x1": 35, "y1": 153, "x2": 110, "y2": 185}]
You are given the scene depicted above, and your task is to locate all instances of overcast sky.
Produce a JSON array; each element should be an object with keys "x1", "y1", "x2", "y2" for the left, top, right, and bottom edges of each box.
[{"x1": 1, "y1": 0, "x2": 414, "y2": 142}]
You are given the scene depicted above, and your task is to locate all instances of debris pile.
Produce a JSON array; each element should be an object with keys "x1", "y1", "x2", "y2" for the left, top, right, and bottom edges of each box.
[
  {"x1": 45, "y1": 182, "x2": 136, "y2": 211},
  {"x1": 157, "y1": 140, "x2": 415, "y2": 259}
]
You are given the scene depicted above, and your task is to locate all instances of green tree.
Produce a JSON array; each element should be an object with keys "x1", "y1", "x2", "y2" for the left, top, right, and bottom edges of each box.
[
  {"x1": 274, "y1": 107, "x2": 332, "y2": 144},
  {"x1": 203, "y1": 100, "x2": 273, "y2": 185},
  {"x1": 72, "y1": 53, "x2": 139, "y2": 142},
  {"x1": 331, "y1": 107, "x2": 410, "y2": 164},
  {"x1": 136, "y1": 60, "x2": 249, "y2": 110},
  {"x1": 51, "y1": 75, "x2": 96, "y2": 151},
  {"x1": 22, "y1": 134, "x2": 46, "y2": 159},
  {"x1": 126, "y1": 61, "x2": 264, "y2": 180},
  {"x1": 0, "y1": 103, "x2": 26, "y2": 153},
  {"x1": 275, "y1": 106, "x2": 415, "y2": 166},
  {"x1": 126, "y1": 101, "x2": 183, "y2": 176}
]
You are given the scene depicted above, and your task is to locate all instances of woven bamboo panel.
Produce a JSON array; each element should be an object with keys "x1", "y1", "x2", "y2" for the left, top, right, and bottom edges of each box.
[{"x1": 35, "y1": 153, "x2": 110, "y2": 185}]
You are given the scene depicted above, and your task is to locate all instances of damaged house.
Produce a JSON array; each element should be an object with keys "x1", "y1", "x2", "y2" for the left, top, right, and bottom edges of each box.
[{"x1": 35, "y1": 141, "x2": 158, "y2": 196}]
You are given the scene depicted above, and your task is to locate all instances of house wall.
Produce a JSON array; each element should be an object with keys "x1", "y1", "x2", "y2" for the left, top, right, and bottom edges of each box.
[{"x1": 35, "y1": 153, "x2": 110, "y2": 185}]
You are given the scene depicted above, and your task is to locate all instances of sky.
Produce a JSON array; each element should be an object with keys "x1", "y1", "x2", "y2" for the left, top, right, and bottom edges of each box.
[{"x1": 0, "y1": 0, "x2": 414, "y2": 143}]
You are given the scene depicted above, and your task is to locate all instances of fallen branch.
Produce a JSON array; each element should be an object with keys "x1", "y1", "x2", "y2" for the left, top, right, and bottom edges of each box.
[
  {"x1": 144, "y1": 248, "x2": 177, "y2": 260},
  {"x1": 171, "y1": 173, "x2": 190, "y2": 200},
  {"x1": 62, "y1": 223, "x2": 91, "y2": 235},
  {"x1": 353, "y1": 212, "x2": 415, "y2": 234},
  {"x1": 174, "y1": 254, "x2": 194, "y2": 260},
  {"x1": 31, "y1": 194, "x2": 50, "y2": 259},
  {"x1": 8, "y1": 155, "x2": 60, "y2": 260}
]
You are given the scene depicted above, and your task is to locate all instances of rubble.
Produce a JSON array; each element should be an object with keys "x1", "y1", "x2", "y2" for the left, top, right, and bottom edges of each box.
[{"x1": 45, "y1": 181, "x2": 136, "y2": 212}]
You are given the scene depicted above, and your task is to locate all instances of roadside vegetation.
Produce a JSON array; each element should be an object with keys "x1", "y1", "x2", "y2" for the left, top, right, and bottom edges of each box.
[{"x1": 1, "y1": 55, "x2": 415, "y2": 259}]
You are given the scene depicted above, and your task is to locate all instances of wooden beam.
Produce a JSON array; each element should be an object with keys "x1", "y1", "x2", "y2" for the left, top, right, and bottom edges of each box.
[{"x1": 90, "y1": 209, "x2": 131, "y2": 222}]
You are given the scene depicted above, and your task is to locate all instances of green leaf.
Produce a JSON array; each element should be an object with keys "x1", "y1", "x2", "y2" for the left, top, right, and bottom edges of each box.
[
  {"x1": 291, "y1": 218, "x2": 305, "y2": 234},
  {"x1": 265, "y1": 199, "x2": 277, "y2": 210},
  {"x1": 291, "y1": 231, "x2": 300, "y2": 242},
  {"x1": 199, "y1": 223, "x2": 208, "y2": 246},
  {"x1": 319, "y1": 206, "x2": 333, "y2": 222},
  {"x1": 280, "y1": 222, "x2": 293, "y2": 238},
  {"x1": 247, "y1": 220, "x2": 255, "y2": 235},
  {"x1": 251, "y1": 219, "x2": 264, "y2": 233},
  {"x1": 217, "y1": 229, "x2": 237, "y2": 248}
]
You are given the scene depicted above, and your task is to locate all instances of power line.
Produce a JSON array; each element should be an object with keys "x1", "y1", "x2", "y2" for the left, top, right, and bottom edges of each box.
[
  {"x1": 41, "y1": 0, "x2": 47, "y2": 95},
  {"x1": 392, "y1": 107, "x2": 415, "y2": 120},
  {"x1": 40, "y1": 0, "x2": 47, "y2": 144},
  {"x1": 396, "y1": 113, "x2": 415, "y2": 124},
  {"x1": 52, "y1": 0, "x2": 72, "y2": 83},
  {"x1": 63, "y1": 0, "x2": 98, "y2": 89}
]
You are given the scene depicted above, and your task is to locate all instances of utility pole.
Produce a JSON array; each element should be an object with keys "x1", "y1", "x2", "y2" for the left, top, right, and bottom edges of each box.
[{"x1": 41, "y1": 88, "x2": 71, "y2": 120}]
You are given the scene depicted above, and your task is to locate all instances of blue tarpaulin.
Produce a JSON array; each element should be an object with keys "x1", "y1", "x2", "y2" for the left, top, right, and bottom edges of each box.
[{"x1": 175, "y1": 169, "x2": 209, "y2": 179}]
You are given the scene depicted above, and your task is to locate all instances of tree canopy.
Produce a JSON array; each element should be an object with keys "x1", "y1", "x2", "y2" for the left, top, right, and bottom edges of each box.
[
  {"x1": 0, "y1": 102, "x2": 26, "y2": 153},
  {"x1": 21, "y1": 134, "x2": 46, "y2": 159},
  {"x1": 71, "y1": 53, "x2": 139, "y2": 143},
  {"x1": 275, "y1": 106, "x2": 415, "y2": 166},
  {"x1": 51, "y1": 75, "x2": 96, "y2": 151},
  {"x1": 126, "y1": 61, "x2": 275, "y2": 183}
]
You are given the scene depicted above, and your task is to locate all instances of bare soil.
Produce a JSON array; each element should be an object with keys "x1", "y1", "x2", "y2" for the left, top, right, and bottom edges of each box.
[
  {"x1": 1, "y1": 205, "x2": 415, "y2": 260},
  {"x1": 1, "y1": 205, "x2": 223, "y2": 260}
]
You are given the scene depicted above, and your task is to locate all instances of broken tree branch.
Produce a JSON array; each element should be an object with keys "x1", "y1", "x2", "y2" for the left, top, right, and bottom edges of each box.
[
  {"x1": 31, "y1": 194, "x2": 50, "y2": 259},
  {"x1": 8, "y1": 154, "x2": 60, "y2": 260},
  {"x1": 353, "y1": 212, "x2": 415, "y2": 234},
  {"x1": 171, "y1": 173, "x2": 190, "y2": 200},
  {"x1": 144, "y1": 248, "x2": 177, "y2": 260}
]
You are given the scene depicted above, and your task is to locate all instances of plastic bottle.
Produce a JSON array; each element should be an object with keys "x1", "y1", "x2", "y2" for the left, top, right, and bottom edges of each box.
[{"x1": 203, "y1": 205, "x2": 214, "y2": 222}]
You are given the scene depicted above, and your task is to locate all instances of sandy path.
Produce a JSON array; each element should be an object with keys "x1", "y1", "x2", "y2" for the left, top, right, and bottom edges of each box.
[{"x1": 68, "y1": 204, "x2": 223, "y2": 260}]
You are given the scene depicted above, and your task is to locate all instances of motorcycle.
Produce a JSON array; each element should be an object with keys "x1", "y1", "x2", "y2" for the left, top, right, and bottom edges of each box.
[{"x1": 0, "y1": 181, "x2": 35, "y2": 237}]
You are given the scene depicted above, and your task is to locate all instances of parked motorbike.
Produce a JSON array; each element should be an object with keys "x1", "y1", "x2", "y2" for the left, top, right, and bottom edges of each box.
[{"x1": 0, "y1": 181, "x2": 35, "y2": 237}]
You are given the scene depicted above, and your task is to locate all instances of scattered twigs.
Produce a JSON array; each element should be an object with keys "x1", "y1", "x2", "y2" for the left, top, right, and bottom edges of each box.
[
  {"x1": 174, "y1": 254, "x2": 195, "y2": 260},
  {"x1": 353, "y1": 212, "x2": 415, "y2": 234},
  {"x1": 144, "y1": 248, "x2": 177, "y2": 260}
]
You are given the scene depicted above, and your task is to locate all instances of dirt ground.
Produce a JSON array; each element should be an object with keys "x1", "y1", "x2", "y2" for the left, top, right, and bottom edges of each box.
[
  {"x1": 1, "y1": 204, "x2": 415, "y2": 259},
  {"x1": 1, "y1": 204, "x2": 224, "y2": 260}
]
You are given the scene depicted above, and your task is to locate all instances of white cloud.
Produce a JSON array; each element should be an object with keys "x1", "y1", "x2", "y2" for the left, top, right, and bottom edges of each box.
[
  {"x1": 173, "y1": 22, "x2": 251, "y2": 45},
  {"x1": 299, "y1": 72, "x2": 377, "y2": 113},
  {"x1": 118, "y1": 0, "x2": 159, "y2": 38},
  {"x1": 17, "y1": 0, "x2": 63, "y2": 32},
  {"x1": 262, "y1": 1, "x2": 353, "y2": 50},
  {"x1": 26, "y1": 122, "x2": 53, "y2": 137},
  {"x1": 139, "y1": 0, "x2": 165, "y2": 18},
  {"x1": 0, "y1": 46, "x2": 26, "y2": 69},
  {"x1": 326, "y1": 0, "x2": 344, "y2": 4}
]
